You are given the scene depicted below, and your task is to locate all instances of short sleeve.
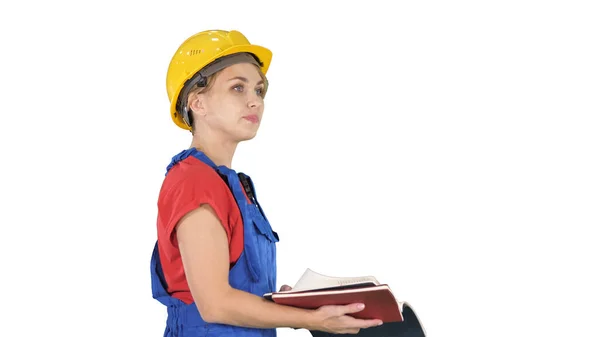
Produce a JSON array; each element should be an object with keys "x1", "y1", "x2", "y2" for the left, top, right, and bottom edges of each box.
[{"x1": 157, "y1": 162, "x2": 236, "y2": 249}]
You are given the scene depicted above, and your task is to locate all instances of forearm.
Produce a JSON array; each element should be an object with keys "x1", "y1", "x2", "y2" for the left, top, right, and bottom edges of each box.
[{"x1": 206, "y1": 287, "x2": 317, "y2": 330}]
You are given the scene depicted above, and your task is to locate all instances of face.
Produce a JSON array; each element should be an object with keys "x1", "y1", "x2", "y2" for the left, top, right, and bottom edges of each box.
[{"x1": 190, "y1": 62, "x2": 266, "y2": 142}]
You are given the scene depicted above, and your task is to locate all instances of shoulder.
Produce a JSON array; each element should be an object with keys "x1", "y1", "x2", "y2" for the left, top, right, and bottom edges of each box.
[
  {"x1": 157, "y1": 156, "x2": 236, "y2": 210},
  {"x1": 161, "y1": 156, "x2": 225, "y2": 193},
  {"x1": 156, "y1": 155, "x2": 241, "y2": 242},
  {"x1": 157, "y1": 155, "x2": 238, "y2": 217}
]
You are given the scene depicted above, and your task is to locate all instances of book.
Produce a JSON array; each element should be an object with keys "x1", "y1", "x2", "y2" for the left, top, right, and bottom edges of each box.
[{"x1": 264, "y1": 269, "x2": 427, "y2": 337}]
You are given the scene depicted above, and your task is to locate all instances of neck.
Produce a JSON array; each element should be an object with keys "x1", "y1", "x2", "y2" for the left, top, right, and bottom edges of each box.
[{"x1": 190, "y1": 135, "x2": 237, "y2": 168}]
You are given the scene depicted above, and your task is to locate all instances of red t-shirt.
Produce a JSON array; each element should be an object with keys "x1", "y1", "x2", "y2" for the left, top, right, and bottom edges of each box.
[{"x1": 156, "y1": 155, "x2": 245, "y2": 304}]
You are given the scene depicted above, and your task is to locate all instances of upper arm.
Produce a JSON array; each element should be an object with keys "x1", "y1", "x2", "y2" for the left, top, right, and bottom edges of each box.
[
  {"x1": 176, "y1": 204, "x2": 231, "y2": 318},
  {"x1": 157, "y1": 166, "x2": 239, "y2": 319}
]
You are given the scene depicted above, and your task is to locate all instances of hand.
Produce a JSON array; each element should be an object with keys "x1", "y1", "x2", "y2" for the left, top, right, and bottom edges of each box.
[
  {"x1": 309, "y1": 303, "x2": 383, "y2": 334},
  {"x1": 279, "y1": 284, "x2": 292, "y2": 292}
]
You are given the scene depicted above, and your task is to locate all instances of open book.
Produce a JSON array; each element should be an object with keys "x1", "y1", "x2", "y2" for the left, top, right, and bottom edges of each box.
[
  {"x1": 263, "y1": 269, "x2": 427, "y2": 336},
  {"x1": 279, "y1": 268, "x2": 380, "y2": 293}
]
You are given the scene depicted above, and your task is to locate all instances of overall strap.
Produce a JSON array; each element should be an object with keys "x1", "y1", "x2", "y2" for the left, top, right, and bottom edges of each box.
[
  {"x1": 239, "y1": 173, "x2": 270, "y2": 223},
  {"x1": 165, "y1": 148, "x2": 218, "y2": 175}
]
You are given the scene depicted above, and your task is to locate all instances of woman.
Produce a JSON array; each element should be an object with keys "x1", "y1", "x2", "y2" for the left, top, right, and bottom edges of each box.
[{"x1": 150, "y1": 29, "x2": 383, "y2": 336}]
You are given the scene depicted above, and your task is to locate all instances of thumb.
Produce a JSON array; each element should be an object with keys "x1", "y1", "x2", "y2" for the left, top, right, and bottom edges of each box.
[
  {"x1": 279, "y1": 284, "x2": 292, "y2": 291},
  {"x1": 340, "y1": 303, "x2": 366, "y2": 315}
]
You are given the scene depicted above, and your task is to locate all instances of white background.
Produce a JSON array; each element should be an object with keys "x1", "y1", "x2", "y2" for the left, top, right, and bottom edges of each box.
[{"x1": 1, "y1": 1, "x2": 599, "y2": 336}]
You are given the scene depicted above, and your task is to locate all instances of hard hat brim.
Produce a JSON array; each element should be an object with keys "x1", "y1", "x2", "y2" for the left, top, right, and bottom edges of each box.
[{"x1": 170, "y1": 44, "x2": 273, "y2": 131}]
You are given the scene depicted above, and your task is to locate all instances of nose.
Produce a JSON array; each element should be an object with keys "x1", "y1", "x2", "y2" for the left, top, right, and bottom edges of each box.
[{"x1": 247, "y1": 96, "x2": 262, "y2": 109}]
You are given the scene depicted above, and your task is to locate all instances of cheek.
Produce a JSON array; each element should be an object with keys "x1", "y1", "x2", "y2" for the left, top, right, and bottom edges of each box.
[
  {"x1": 206, "y1": 100, "x2": 243, "y2": 124},
  {"x1": 204, "y1": 91, "x2": 250, "y2": 123},
  {"x1": 222, "y1": 101, "x2": 244, "y2": 118},
  {"x1": 222, "y1": 94, "x2": 248, "y2": 115}
]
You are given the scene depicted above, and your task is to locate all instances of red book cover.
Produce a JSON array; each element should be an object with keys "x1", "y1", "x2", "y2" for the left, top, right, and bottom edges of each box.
[{"x1": 268, "y1": 284, "x2": 405, "y2": 323}]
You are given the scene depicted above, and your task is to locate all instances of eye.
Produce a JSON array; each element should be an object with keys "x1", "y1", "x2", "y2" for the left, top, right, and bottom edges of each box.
[
  {"x1": 255, "y1": 87, "x2": 264, "y2": 96},
  {"x1": 233, "y1": 84, "x2": 244, "y2": 92}
]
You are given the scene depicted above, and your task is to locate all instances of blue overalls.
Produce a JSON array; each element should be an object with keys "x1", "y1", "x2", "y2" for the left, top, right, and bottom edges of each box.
[{"x1": 150, "y1": 148, "x2": 280, "y2": 337}]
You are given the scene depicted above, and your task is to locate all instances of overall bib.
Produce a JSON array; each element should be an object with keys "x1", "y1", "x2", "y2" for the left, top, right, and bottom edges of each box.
[{"x1": 150, "y1": 148, "x2": 280, "y2": 337}]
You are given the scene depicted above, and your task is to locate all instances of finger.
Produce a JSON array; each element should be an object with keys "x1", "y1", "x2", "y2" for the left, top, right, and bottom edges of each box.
[
  {"x1": 357, "y1": 319, "x2": 383, "y2": 328},
  {"x1": 343, "y1": 317, "x2": 383, "y2": 329},
  {"x1": 339, "y1": 303, "x2": 366, "y2": 315},
  {"x1": 340, "y1": 328, "x2": 360, "y2": 334},
  {"x1": 279, "y1": 284, "x2": 292, "y2": 291}
]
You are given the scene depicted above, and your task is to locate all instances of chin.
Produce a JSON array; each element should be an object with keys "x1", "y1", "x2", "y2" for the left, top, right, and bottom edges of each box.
[
  {"x1": 236, "y1": 123, "x2": 261, "y2": 140},
  {"x1": 235, "y1": 131, "x2": 259, "y2": 142}
]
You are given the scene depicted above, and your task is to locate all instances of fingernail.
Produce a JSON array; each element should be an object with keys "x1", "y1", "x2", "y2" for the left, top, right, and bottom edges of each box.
[{"x1": 358, "y1": 304, "x2": 365, "y2": 309}]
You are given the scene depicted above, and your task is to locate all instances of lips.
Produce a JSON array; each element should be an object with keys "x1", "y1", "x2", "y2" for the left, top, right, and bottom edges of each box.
[{"x1": 243, "y1": 115, "x2": 259, "y2": 123}]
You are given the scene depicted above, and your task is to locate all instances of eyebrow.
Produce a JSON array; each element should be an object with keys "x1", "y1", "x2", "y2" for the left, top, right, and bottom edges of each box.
[{"x1": 228, "y1": 76, "x2": 264, "y2": 85}]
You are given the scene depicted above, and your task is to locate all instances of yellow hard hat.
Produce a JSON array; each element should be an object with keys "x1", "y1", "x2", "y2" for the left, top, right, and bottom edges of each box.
[{"x1": 166, "y1": 30, "x2": 273, "y2": 131}]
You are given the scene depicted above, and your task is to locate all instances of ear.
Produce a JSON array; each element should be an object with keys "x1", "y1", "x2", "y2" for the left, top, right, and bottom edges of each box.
[{"x1": 189, "y1": 92, "x2": 207, "y2": 117}]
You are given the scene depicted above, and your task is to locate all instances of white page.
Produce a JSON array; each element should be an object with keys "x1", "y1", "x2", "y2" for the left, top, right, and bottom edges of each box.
[{"x1": 290, "y1": 268, "x2": 380, "y2": 292}]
